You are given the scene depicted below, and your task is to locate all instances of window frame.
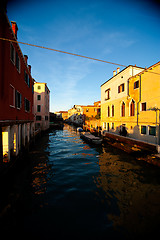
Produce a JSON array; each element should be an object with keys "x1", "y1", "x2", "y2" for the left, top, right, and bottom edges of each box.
[
  {"x1": 24, "y1": 98, "x2": 30, "y2": 112},
  {"x1": 149, "y1": 126, "x2": 156, "y2": 136},
  {"x1": 9, "y1": 84, "x2": 15, "y2": 108},
  {"x1": 37, "y1": 105, "x2": 41, "y2": 112},
  {"x1": 121, "y1": 102, "x2": 125, "y2": 117},
  {"x1": 130, "y1": 99, "x2": 135, "y2": 116},
  {"x1": 107, "y1": 106, "x2": 110, "y2": 117},
  {"x1": 105, "y1": 88, "x2": 110, "y2": 100},
  {"x1": 134, "y1": 80, "x2": 139, "y2": 89},
  {"x1": 141, "y1": 125, "x2": 147, "y2": 135},
  {"x1": 118, "y1": 83, "x2": 125, "y2": 93},
  {"x1": 24, "y1": 70, "x2": 30, "y2": 87},
  {"x1": 141, "y1": 102, "x2": 147, "y2": 111},
  {"x1": 112, "y1": 105, "x2": 114, "y2": 117},
  {"x1": 16, "y1": 51, "x2": 20, "y2": 73},
  {"x1": 15, "y1": 90, "x2": 22, "y2": 109},
  {"x1": 10, "y1": 42, "x2": 15, "y2": 65}
]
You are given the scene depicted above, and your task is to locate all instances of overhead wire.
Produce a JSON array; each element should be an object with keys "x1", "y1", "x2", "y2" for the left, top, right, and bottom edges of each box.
[
  {"x1": 0, "y1": 37, "x2": 127, "y2": 67},
  {"x1": 0, "y1": 37, "x2": 160, "y2": 76}
]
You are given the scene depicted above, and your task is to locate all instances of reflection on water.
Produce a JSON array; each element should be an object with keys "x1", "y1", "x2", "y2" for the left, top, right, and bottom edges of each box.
[
  {"x1": 1, "y1": 124, "x2": 160, "y2": 239},
  {"x1": 96, "y1": 146, "x2": 160, "y2": 237}
]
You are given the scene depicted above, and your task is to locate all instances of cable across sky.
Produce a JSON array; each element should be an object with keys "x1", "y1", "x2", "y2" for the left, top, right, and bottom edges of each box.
[
  {"x1": 0, "y1": 37, "x2": 127, "y2": 67},
  {"x1": 0, "y1": 37, "x2": 160, "y2": 76}
]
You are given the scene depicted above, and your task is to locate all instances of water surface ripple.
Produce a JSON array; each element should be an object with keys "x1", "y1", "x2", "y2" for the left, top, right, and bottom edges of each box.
[{"x1": 2, "y1": 124, "x2": 160, "y2": 239}]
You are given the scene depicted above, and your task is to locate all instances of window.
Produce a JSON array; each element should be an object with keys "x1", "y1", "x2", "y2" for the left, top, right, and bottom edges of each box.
[
  {"x1": 118, "y1": 83, "x2": 125, "y2": 93},
  {"x1": 37, "y1": 85, "x2": 41, "y2": 90},
  {"x1": 16, "y1": 52, "x2": 20, "y2": 73},
  {"x1": 105, "y1": 88, "x2": 110, "y2": 100},
  {"x1": 37, "y1": 95, "x2": 41, "y2": 100},
  {"x1": 130, "y1": 100, "x2": 135, "y2": 116},
  {"x1": 15, "y1": 90, "x2": 22, "y2": 109},
  {"x1": 121, "y1": 102, "x2": 125, "y2": 117},
  {"x1": 37, "y1": 105, "x2": 41, "y2": 112},
  {"x1": 112, "y1": 105, "x2": 114, "y2": 117},
  {"x1": 107, "y1": 123, "x2": 109, "y2": 132},
  {"x1": 24, "y1": 70, "x2": 30, "y2": 87},
  {"x1": 45, "y1": 116, "x2": 48, "y2": 121},
  {"x1": 9, "y1": 85, "x2": 15, "y2": 107},
  {"x1": 108, "y1": 106, "x2": 110, "y2": 117},
  {"x1": 112, "y1": 123, "x2": 114, "y2": 129},
  {"x1": 86, "y1": 108, "x2": 89, "y2": 112},
  {"x1": 24, "y1": 98, "x2": 30, "y2": 112},
  {"x1": 134, "y1": 80, "x2": 139, "y2": 89},
  {"x1": 36, "y1": 116, "x2": 42, "y2": 121},
  {"x1": 149, "y1": 126, "x2": 156, "y2": 136},
  {"x1": 141, "y1": 102, "x2": 146, "y2": 111},
  {"x1": 10, "y1": 43, "x2": 15, "y2": 64},
  {"x1": 141, "y1": 126, "x2": 147, "y2": 134}
]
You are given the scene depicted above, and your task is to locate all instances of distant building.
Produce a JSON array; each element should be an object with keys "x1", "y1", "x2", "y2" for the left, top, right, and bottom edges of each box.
[
  {"x1": 82, "y1": 101, "x2": 101, "y2": 130},
  {"x1": 68, "y1": 105, "x2": 84, "y2": 125},
  {"x1": 67, "y1": 102, "x2": 101, "y2": 128},
  {"x1": 55, "y1": 111, "x2": 68, "y2": 120},
  {"x1": 0, "y1": 9, "x2": 34, "y2": 161},
  {"x1": 82, "y1": 101, "x2": 101, "y2": 120},
  {"x1": 34, "y1": 82, "x2": 50, "y2": 131}
]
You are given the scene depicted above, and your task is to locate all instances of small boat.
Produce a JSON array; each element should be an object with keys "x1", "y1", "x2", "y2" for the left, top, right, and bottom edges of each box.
[
  {"x1": 80, "y1": 132, "x2": 102, "y2": 145},
  {"x1": 77, "y1": 127, "x2": 84, "y2": 132}
]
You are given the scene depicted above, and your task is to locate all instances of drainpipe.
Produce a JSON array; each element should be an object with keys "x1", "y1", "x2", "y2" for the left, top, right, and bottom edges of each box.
[{"x1": 127, "y1": 79, "x2": 130, "y2": 97}]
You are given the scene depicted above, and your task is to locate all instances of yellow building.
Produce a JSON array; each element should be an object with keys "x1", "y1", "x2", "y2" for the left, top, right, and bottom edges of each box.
[
  {"x1": 82, "y1": 101, "x2": 101, "y2": 130},
  {"x1": 101, "y1": 62, "x2": 160, "y2": 146},
  {"x1": 128, "y1": 61, "x2": 160, "y2": 145}
]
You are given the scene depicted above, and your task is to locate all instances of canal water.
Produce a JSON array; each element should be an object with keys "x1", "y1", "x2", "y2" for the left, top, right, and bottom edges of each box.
[{"x1": 1, "y1": 124, "x2": 160, "y2": 239}]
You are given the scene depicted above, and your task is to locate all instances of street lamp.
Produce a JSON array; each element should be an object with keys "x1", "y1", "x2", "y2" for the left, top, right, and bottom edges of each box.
[{"x1": 147, "y1": 107, "x2": 160, "y2": 153}]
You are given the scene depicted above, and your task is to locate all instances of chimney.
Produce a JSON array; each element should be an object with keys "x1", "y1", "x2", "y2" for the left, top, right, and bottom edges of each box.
[
  {"x1": 24, "y1": 55, "x2": 28, "y2": 64},
  {"x1": 28, "y1": 65, "x2": 31, "y2": 73},
  {"x1": 11, "y1": 21, "x2": 18, "y2": 39},
  {"x1": 113, "y1": 70, "x2": 116, "y2": 76},
  {"x1": 117, "y1": 67, "x2": 120, "y2": 74}
]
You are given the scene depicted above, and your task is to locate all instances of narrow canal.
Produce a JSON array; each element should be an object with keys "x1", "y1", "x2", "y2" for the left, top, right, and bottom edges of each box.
[{"x1": 1, "y1": 124, "x2": 160, "y2": 239}]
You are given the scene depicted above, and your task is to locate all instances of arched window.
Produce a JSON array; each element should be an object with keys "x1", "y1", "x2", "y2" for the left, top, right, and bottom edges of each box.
[
  {"x1": 121, "y1": 102, "x2": 125, "y2": 117},
  {"x1": 130, "y1": 99, "x2": 135, "y2": 116},
  {"x1": 108, "y1": 106, "x2": 110, "y2": 117},
  {"x1": 112, "y1": 105, "x2": 114, "y2": 117}
]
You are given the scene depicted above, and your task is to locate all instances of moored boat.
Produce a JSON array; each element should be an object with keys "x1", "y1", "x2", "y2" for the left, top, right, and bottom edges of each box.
[
  {"x1": 77, "y1": 127, "x2": 84, "y2": 132},
  {"x1": 80, "y1": 132, "x2": 102, "y2": 145}
]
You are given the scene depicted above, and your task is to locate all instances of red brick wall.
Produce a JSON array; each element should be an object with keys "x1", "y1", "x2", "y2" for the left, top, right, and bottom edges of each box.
[{"x1": 0, "y1": 11, "x2": 34, "y2": 121}]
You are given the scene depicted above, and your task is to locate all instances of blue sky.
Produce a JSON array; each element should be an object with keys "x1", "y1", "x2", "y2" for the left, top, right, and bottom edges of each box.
[{"x1": 7, "y1": 0, "x2": 160, "y2": 112}]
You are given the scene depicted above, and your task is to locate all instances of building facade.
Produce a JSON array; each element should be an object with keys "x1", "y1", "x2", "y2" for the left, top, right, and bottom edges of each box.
[
  {"x1": 68, "y1": 105, "x2": 84, "y2": 125},
  {"x1": 0, "y1": 9, "x2": 34, "y2": 161},
  {"x1": 101, "y1": 63, "x2": 160, "y2": 146},
  {"x1": 55, "y1": 111, "x2": 68, "y2": 120},
  {"x1": 34, "y1": 82, "x2": 50, "y2": 131},
  {"x1": 82, "y1": 101, "x2": 101, "y2": 130},
  {"x1": 67, "y1": 102, "x2": 101, "y2": 128},
  {"x1": 127, "y1": 61, "x2": 160, "y2": 145}
]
